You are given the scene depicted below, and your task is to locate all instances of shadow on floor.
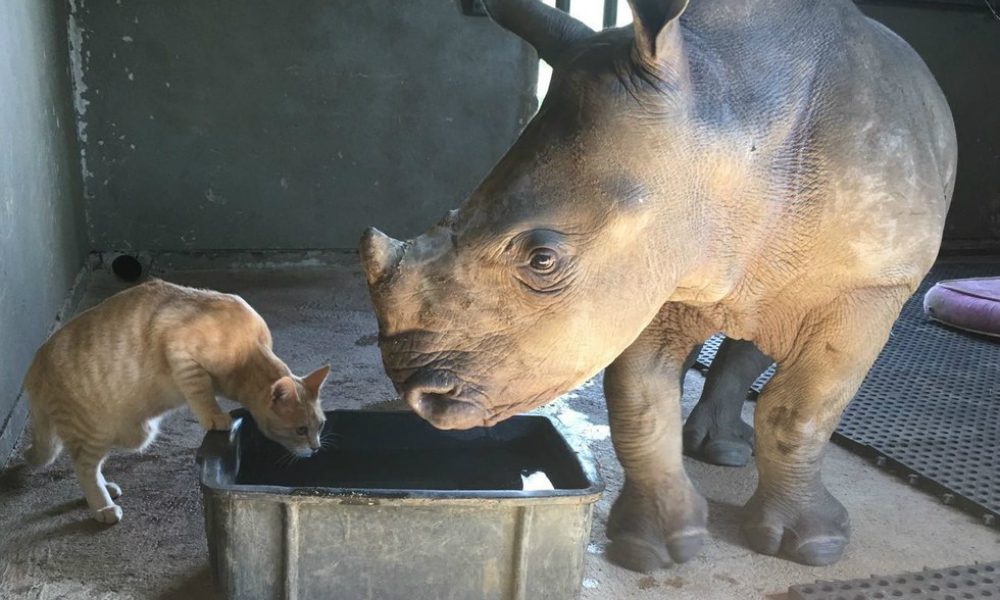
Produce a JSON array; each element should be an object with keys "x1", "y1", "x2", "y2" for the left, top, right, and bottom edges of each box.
[
  {"x1": 705, "y1": 498, "x2": 746, "y2": 548},
  {"x1": 24, "y1": 516, "x2": 106, "y2": 541},
  {"x1": 156, "y1": 565, "x2": 219, "y2": 600},
  {"x1": 22, "y1": 498, "x2": 90, "y2": 522}
]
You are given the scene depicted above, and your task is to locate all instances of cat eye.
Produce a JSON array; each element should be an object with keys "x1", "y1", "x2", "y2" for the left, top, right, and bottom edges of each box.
[{"x1": 295, "y1": 426, "x2": 308, "y2": 436}]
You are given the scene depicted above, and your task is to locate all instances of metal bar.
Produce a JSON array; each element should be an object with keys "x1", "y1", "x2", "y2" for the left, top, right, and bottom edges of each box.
[
  {"x1": 509, "y1": 506, "x2": 533, "y2": 600},
  {"x1": 985, "y1": 0, "x2": 1000, "y2": 19},
  {"x1": 284, "y1": 503, "x2": 300, "y2": 600},
  {"x1": 556, "y1": 0, "x2": 571, "y2": 12},
  {"x1": 855, "y1": 0, "x2": 998, "y2": 9},
  {"x1": 603, "y1": 0, "x2": 619, "y2": 28}
]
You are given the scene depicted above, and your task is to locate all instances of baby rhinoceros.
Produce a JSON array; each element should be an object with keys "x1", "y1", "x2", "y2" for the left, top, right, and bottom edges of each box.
[{"x1": 361, "y1": 0, "x2": 954, "y2": 570}]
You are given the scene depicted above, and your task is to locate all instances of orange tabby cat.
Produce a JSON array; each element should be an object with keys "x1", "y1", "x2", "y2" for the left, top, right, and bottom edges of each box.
[{"x1": 22, "y1": 279, "x2": 330, "y2": 524}]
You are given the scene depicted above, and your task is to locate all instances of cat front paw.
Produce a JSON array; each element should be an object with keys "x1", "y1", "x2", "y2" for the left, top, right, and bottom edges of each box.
[
  {"x1": 201, "y1": 413, "x2": 233, "y2": 432},
  {"x1": 94, "y1": 504, "x2": 123, "y2": 524}
]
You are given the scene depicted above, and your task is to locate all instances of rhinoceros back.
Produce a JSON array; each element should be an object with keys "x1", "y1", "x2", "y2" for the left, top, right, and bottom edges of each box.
[{"x1": 683, "y1": 0, "x2": 955, "y2": 284}]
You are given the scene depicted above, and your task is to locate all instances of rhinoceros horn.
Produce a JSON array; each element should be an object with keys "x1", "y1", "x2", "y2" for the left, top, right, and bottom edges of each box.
[{"x1": 360, "y1": 227, "x2": 405, "y2": 286}]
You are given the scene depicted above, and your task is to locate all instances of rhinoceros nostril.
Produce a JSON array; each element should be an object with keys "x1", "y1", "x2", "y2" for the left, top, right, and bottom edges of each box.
[
  {"x1": 413, "y1": 391, "x2": 458, "y2": 418},
  {"x1": 402, "y1": 371, "x2": 485, "y2": 430},
  {"x1": 409, "y1": 392, "x2": 485, "y2": 431}
]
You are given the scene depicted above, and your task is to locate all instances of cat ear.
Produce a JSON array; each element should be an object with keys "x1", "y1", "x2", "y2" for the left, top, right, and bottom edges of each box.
[
  {"x1": 302, "y1": 364, "x2": 331, "y2": 397},
  {"x1": 270, "y1": 376, "x2": 299, "y2": 415}
]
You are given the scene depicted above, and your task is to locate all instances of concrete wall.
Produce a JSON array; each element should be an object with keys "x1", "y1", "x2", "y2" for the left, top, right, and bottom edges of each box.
[
  {"x1": 0, "y1": 1, "x2": 87, "y2": 463},
  {"x1": 858, "y1": 1, "x2": 1000, "y2": 251},
  {"x1": 72, "y1": 0, "x2": 538, "y2": 252}
]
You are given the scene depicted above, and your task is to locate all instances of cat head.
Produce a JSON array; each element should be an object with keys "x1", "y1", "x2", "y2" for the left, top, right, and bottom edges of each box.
[{"x1": 253, "y1": 365, "x2": 330, "y2": 457}]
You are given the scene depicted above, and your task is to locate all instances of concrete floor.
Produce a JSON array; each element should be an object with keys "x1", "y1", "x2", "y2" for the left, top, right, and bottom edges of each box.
[{"x1": 1, "y1": 259, "x2": 997, "y2": 600}]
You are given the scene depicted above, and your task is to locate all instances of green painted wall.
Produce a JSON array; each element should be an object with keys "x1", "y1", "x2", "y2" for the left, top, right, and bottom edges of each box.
[
  {"x1": 71, "y1": 0, "x2": 538, "y2": 251},
  {"x1": 0, "y1": 1, "x2": 87, "y2": 463}
]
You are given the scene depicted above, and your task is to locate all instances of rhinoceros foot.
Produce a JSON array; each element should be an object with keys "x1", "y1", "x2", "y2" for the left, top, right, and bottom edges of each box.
[
  {"x1": 742, "y1": 484, "x2": 850, "y2": 566},
  {"x1": 682, "y1": 407, "x2": 754, "y2": 467},
  {"x1": 605, "y1": 478, "x2": 708, "y2": 572}
]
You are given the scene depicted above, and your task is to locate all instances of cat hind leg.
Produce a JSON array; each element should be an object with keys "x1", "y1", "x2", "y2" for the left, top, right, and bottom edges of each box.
[
  {"x1": 102, "y1": 478, "x2": 122, "y2": 499},
  {"x1": 100, "y1": 416, "x2": 164, "y2": 501},
  {"x1": 68, "y1": 446, "x2": 122, "y2": 524},
  {"x1": 24, "y1": 402, "x2": 62, "y2": 468},
  {"x1": 119, "y1": 416, "x2": 162, "y2": 453}
]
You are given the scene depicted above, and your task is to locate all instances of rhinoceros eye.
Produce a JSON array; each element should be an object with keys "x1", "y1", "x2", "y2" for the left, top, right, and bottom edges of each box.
[
  {"x1": 529, "y1": 249, "x2": 557, "y2": 273},
  {"x1": 513, "y1": 230, "x2": 572, "y2": 295}
]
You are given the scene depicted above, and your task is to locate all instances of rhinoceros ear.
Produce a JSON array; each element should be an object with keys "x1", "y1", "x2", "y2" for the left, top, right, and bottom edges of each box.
[
  {"x1": 626, "y1": 0, "x2": 689, "y2": 63},
  {"x1": 483, "y1": 0, "x2": 594, "y2": 66}
]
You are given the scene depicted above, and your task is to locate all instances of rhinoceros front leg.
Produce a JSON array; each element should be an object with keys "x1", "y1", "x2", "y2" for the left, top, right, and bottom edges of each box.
[
  {"x1": 744, "y1": 288, "x2": 910, "y2": 566},
  {"x1": 604, "y1": 323, "x2": 711, "y2": 572},
  {"x1": 683, "y1": 337, "x2": 773, "y2": 467}
]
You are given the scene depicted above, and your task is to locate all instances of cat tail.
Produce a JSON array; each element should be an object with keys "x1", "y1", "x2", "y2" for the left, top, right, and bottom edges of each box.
[{"x1": 25, "y1": 400, "x2": 62, "y2": 468}]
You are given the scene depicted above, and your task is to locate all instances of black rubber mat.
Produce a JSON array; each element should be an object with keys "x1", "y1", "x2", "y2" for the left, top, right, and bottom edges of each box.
[
  {"x1": 789, "y1": 560, "x2": 1000, "y2": 600},
  {"x1": 834, "y1": 261, "x2": 1000, "y2": 528},
  {"x1": 693, "y1": 261, "x2": 1000, "y2": 527}
]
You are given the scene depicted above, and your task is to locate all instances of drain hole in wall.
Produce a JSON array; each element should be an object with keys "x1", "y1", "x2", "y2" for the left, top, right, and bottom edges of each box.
[{"x1": 111, "y1": 255, "x2": 143, "y2": 282}]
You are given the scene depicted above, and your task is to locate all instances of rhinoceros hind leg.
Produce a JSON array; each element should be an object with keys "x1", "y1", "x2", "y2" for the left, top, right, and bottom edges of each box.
[
  {"x1": 683, "y1": 337, "x2": 772, "y2": 467},
  {"x1": 603, "y1": 311, "x2": 715, "y2": 572},
  {"x1": 683, "y1": 418, "x2": 754, "y2": 467},
  {"x1": 744, "y1": 288, "x2": 909, "y2": 566}
]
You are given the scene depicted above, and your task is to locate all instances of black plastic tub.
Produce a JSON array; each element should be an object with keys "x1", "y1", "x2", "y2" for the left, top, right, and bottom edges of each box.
[{"x1": 198, "y1": 409, "x2": 604, "y2": 600}]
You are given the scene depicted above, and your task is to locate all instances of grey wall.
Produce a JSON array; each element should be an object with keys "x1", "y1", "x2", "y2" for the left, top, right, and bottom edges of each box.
[
  {"x1": 73, "y1": 0, "x2": 538, "y2": 252},
  {"x1": 858, "y1": 1, "x2": 1000, "y2": 251},
  {"x1": 0, "y1": 1, "x2": 87, "y2": 462}
]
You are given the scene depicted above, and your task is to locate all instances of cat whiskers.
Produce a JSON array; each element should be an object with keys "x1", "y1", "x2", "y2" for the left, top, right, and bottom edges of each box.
[
  {"x1": 275, "y1": 451, "x2": 302, "y2": 468},
  {"x1": 319, "y1": 431, "x2": 343, "y2": 450}
]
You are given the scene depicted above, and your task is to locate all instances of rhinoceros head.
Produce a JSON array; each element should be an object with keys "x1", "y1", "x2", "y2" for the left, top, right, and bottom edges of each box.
[{"x1": 361, "y1": 0, "x2": 697, "y2": 429}]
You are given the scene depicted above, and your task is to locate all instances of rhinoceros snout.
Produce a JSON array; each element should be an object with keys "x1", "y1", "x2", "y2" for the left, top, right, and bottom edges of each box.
[
  {"x1": 360, "y1": 227, "x2": 405, "y2": 286},
  {"x1": 402, "y1": 369, "x2": 487, "y2": 430}
]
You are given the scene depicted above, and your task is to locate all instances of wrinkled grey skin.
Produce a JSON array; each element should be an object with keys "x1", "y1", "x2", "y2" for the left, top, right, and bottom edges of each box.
[
  {"x1": 361, "y1": 0, "x2": 955, "y2": 571},
  {"x1": 683, "y1": 337, "x2": 772, "y2": 467}
]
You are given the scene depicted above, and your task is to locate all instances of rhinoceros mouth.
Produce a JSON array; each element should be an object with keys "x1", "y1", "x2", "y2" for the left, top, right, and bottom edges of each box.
[{"x1": 401, "y1": 369, "x2": 488, "y2": 430}]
